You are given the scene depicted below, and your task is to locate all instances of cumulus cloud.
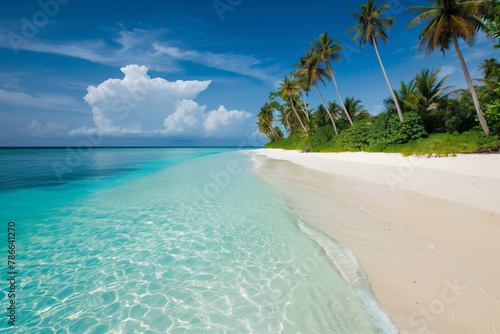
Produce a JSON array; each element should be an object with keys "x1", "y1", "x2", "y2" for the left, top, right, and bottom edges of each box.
[
  {"x1": 24, "y1": 120, "x2": 68, "y2": 137},
  {"x1": 84, "y1": 64, "x2": 210, "y2": 134},
  {"x1": 163, "y1": 100, "x2": 206, "y2": 135},
  {"x1": 204, "y1": 106, "x2": 251, "y2": 136},
  {"x1": 82, "y1": 64, "x2": 253, "y2": 138},
  {"x1": 162, "y1": 100, "x2": 251, "y2": 137}
]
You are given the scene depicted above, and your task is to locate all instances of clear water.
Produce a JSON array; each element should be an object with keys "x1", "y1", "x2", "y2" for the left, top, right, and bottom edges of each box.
[{"x1": 0, "y1": 148, "x2": 396, "y2": 333}]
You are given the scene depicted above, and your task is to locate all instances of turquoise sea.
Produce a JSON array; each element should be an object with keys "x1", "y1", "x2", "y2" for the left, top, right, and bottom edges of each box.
[{"x1": 0, "y1": 148, "x2": 396, "y2": 333}]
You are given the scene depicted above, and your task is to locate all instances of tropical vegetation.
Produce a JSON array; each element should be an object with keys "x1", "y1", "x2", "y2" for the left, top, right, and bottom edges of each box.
[{"x1": 256, "y1": 0, "x2": 500, "y2": 155}]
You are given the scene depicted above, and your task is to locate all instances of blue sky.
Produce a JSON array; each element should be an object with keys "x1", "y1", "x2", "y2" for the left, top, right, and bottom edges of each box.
[{"x1": 0, "y1": 0, "x2": 497, "y2": 146}]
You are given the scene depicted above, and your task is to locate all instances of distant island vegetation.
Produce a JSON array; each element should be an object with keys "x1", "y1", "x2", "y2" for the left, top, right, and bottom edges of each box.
[{"x1": 257, "y1": 0, "x2": 500, "y2": 155}]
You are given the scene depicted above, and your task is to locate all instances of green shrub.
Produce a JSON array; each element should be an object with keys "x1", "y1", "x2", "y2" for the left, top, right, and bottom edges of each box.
[
  {"x1": 364, "y1": 142, "x2": 388, "y2": 152},
  {"x1": 368, "y1": 112, "x2": 391, "y2": 146},
  {"x1": 383, "y1": 130, "x2": 499, "y2": 155},
  {"x1": 389, "y1": 113, "x2": 428, "y2": 144},
  {"x1": 478, "y1": 68, "x2": 500, "y2": 134},
  {"x1": 307, "y1": 125, "x2": 336, "y2": 147},
  {"x1": 430, "y1": 92, "x2": 478, "y2": 134},
  {"x1": 264, "y1": 119, "x2": 498, "y2": 156},
  {"x1": 264, "y1": 130, "x2": 308, "y2": 150},
  {"x1": 332, "y1": 122, "x2": 370, "y2": 151},
  {"x1": 369, "y1": 112, "x2": 427, "y2": 145}
]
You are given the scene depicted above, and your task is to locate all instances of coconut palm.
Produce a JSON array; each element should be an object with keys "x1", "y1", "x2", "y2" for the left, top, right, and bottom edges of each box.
[
  {"x1": 256, "y1": 103, "x2": 280, "y2": 141},
  {"x1": 407, "y1": 0, "x2": 490, "y2": 134},
  {"x1": 272, "y1": 126, "x2": 284, "y2": 140},
  {"x1": 327, "y1": 101, "x2": 344, "y2": 119},
  {"x1": 343, "y1": 97, "x2": 370, "y2": 121},
  {"x1": 384, "y1": 79, "x2": 418, "y2": 113},
  {"x1": 256, "y1": 107, "x2": 273, "y2": 140},
  {"x1": 310, "y1": 32, "x2": 353, "y2": 126},
  {"x1": 314, "y1": 104, "x2": 332, "y2": 127},
  {"x1": 409, "y1": 68, "x2": 455, "y2": 111},
  {"x1": 295, "y1": 78, "x2": 312, "y2": 121},
  {"x1": 277, "y1": 106, "x2": 293, "y2": 135},
  {"x1": 482, "y1": 0, "x2": 500, "y2": 48},
  {"x1": 478, "y1": 58, "x2": 499, "y2": 80},
  {"x1": 277, "y1": 75, "x2": 308, "y2": 133},
  {"x1": 302, "y1": 109, "x2": 315, "y2": 130},
  {"x1": 346, "y1": 0, "x2": 404, "y2": 122},
  {"x1": 292, "y1": 49, "x2": 338, "y2": 135}
]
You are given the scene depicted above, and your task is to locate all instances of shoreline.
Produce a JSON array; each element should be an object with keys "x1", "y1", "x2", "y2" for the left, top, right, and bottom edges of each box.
[{"x1": 249, "y1": 149, "x2": 500, "y2": 333}]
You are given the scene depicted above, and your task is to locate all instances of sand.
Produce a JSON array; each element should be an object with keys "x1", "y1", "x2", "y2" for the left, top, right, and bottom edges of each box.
[{"x1": 249, "y1": 149, "x2": 500, "y2": 334}]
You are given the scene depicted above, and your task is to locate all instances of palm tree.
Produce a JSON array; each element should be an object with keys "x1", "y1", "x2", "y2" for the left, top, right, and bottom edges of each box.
[
  {"x1": 302, "y1": 109, "x2": 315, "y2": 130},
  {"x1": 346, "y1": 0, "x2": 404, "y2": 122},
  {"x1": 310, "y1": 32, "x2": 353, "y2": 126},
  {"x1": 277, "y1": 106, "x2": 293, "y2": 135},
  {"x1": 407, "y1": 0, "x2": 490, "y2": 134},
  {"x1": 327, "y1": 101, "x2": 344, "y2": 119},
  {"x1": 277, "y1": 75, "x2": 308, "y2": 133},
  {"x1": 343, "y1": 97, "x2": 370, "y2": 121},
  {"x1": 478, "y1": 58, "x2": 499, "y2": 80},
  {"x1": 292, "y1": 49, "x2": 338, "y2": 135},
  {"x1": 384, "y1": 79, "x2": 418, "y2": 113},
  {"x1": 314, "y1": 104, "x2": 332, "y2": 127},
  {"x1": 256, "y1": 103, "x2": 280, "y2": 141},
  {"x1": 410, "y1": 68, "x2": 454, "y2": 111},
  {"x1": 273, "y1": 126, "x2": 284, "y2": 140},
  {"x1": 481, "y1": 0, "x2": 500, "y2": 48},
  {"x1": 296, "y1": 78, "x2": 312, "y2": 121},
  {"x1": 256, "y1": 108, "x2": 273, "y2": 141}
]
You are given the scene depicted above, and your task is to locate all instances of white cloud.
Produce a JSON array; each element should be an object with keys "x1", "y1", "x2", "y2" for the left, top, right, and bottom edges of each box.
[
  {"x1": 84, "y1": 64, "x2": 211, "y2": 134},
  {"x1": 439, "y1": 65, "x2": 457, "y2": 78},
  {"x1": 0, "y1": 73, "x2": 20, "y2": 89},
  {"x1": 204, "y1": 106, "x2": 251, "y2": 136},
  {"x1": 464, "y1": 49, "x2": 495, "y2": 62},
  {"x1": 153, "y1": 43, "x2": 276, "y2": 82},
  {"x1": 24, "y1": 120, "x2": 68, "y2": 137},
  {"x1": 82, "y1": 64, "x2": 254, "y2": 138},
  {"x1": 163, "y1": 99, "x2": 206, "y2": 135},
  {"x1": 163, "y1": 101, "x2": 251, "y2": 138},
  {"x1": 69, "y1": 126, "x2": 100, "y2": 136},
  {"x1": 0, "y1": 88, "x2": 85, "y2": 112},
  {"x1": 373, "y1": 105, "x2": 383, "y2": 115},
  {"x1": 0, "y1": 28, "x2": 278, "y2": 81}
]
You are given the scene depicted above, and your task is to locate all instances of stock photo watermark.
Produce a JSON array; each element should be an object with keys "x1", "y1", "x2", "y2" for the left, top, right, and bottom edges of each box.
[
  {"x1": 7, "y1": 0, "x2": 71, "y2": 52},
  {"x1": 213, "y1": 0, "x2": 243, "y2": 21},
  {"x1": 384, "y1": 155, "x2": 425, "y2": 192},
  {"x1": 407, "y1": 277, "x2": 469, "y2": 333}
]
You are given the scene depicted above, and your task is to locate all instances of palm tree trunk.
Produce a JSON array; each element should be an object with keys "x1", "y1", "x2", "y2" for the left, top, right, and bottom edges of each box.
[
  {"x1": 314, "y1": 83, "x2": 338, "y2": 135},
  {"x1": 268, "y1": 123, "x2": 278, "y2": 140},
  {"x1": 326, "y1": 63, "x2": 353, "y2": 126},
  {"x1": 284, "y1": 115, "x2": 291, "y2": 135},
  {"x1": 298, "y1": 94, "x2": 310, "y2": 121},
  {"x1": 452, "y1": 35, "x2": 490, "y2": 135},
  {"x1": 290, "y1": 99, "x2": 308, "y2": 133},
  {"x1": 372, "y1": 36, "x2": 404, "y2": 122}
]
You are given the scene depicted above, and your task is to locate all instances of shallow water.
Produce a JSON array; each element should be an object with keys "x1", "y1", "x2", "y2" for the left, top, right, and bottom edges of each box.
[{"x1": 0, "y1": 148, "x2": 395, "y2": 333}]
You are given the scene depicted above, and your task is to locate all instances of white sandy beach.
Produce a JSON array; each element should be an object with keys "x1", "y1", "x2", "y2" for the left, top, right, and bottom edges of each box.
[{"x1": 250, "y1": 149, "x2": 500, "y2": 334}]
